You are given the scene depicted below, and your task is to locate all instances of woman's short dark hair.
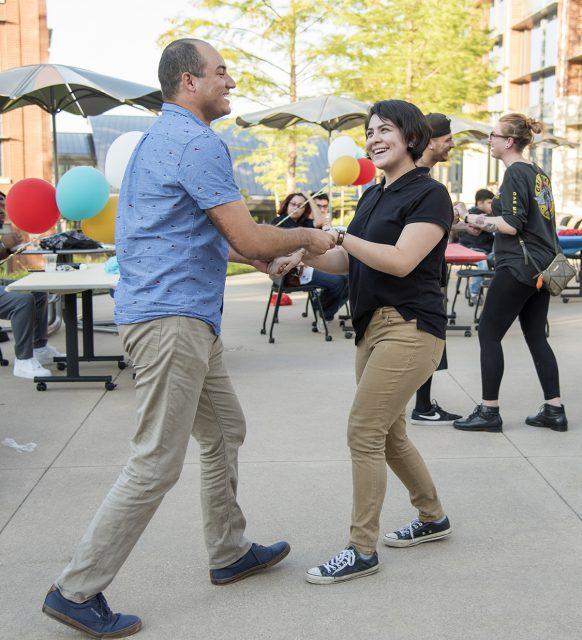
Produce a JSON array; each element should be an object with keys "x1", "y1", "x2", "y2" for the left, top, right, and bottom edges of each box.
[
  {"x1": 364, "y1": 100, "x2": 432, "y2": 162},
  {"x1": 278, "y1": 193, "x2": 311, "y2": 225}
]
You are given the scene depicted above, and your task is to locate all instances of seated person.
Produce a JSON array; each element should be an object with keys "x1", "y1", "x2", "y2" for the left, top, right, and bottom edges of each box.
[
  {"x1": 271, "y1": 192, "x2": 348, "y2": 321},
  {"x1": 458, "y1": 188, "x2": 495, "y2": 303},
  {"x1": 0, "y1": 194, "x2": 64, "y2": 379}
]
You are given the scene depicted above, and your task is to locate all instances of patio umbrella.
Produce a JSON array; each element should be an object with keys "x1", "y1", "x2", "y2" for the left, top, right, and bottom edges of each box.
[
  {"x1": 0, "y1": 63, "x2": 163, "y2": 181},
  {"x1": 236, "y1": 95, "x2": 369, "y2": 133},
  {"x1": 237, "y1": 95, "x2": 370, "y2": 209}
]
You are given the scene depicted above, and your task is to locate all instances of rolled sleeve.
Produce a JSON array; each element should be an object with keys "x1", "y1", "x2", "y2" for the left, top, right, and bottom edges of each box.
[
  {"x1": 178, "y1": 135, "x2": 241, "y2": 210},
  {"x1": 405, "y1": 184, "x2": 453, "y2": 234},
  {"x1": 499, "y1": 169, "x2": 528, "y2": 232}
]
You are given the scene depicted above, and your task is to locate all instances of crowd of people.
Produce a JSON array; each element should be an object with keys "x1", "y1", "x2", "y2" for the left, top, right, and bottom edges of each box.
[{"x1": 0, "y1": 37, "x2": 565, "y2": 640}]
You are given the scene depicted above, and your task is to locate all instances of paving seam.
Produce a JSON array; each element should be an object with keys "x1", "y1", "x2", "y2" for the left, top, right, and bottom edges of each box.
[
  {"x1": 0, "y1": 368, "x2": 125, "y2": 538},
  {"x1": 448, "y1": 370, "x2": 582, "y2": 523}
]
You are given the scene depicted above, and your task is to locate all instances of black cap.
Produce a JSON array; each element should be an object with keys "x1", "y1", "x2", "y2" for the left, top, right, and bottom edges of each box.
[{"x1": 425, "y1": 113, "x2": 451, "y2": 138}]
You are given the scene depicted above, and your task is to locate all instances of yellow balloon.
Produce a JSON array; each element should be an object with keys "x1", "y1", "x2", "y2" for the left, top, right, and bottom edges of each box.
[
  {"x1": 81, "y1": 194, "x2": 118, "y2": 244},
  {"x1": 331, "y1": 155, "x2": 360, "y2": 186}
]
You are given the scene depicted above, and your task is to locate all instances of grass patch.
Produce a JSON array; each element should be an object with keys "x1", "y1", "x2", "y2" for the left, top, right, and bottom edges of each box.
[{"x1": 227, "y1": 263, "x2": 257, "y2": 277}]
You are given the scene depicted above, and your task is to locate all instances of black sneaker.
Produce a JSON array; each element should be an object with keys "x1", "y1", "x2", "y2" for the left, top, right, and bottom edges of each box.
[
  {"x1": 305, "y1": 546, "x2": 379, "y2": 584},
  {"x1": 411, "y1": 401, "x2": 462, "y2": 426},
  {"x1": 525, "y1": 404, "x2": 568, "y2": 432},
  {"x1": 383, "y1": 516, "x2": 452, "y2": 548},
  {"x1": 453, "y1": 405, "x2": 503, "y2": 432},
  {"x1": 0, "y1": 330, "x2": 9, "y2": 343}
]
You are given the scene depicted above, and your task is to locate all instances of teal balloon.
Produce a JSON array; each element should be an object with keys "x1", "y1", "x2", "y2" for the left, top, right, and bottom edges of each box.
[
  {"x1": 56, "y1": 166, "x2": 110, "y2": 221},
  {"x1": 355, "y1": 148, "x2": 367, "y2": 159}
]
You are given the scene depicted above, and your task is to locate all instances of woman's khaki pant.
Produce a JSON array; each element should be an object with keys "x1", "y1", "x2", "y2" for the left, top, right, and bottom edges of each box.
[{"x1": 348, "y1": 307, "x2": 445, "y2": 554}]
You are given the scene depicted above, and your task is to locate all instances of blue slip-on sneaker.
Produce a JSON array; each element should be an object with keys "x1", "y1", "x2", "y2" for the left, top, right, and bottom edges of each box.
[
  {"x1": 42, "y1": 585, "x2": 142, "y2": 638},
  {"x1": 305, "y1": 546, "x2": 379, "y2": 584},
  {"x1": 210, "y1": 541, "x2": 291, "y2": 585}
]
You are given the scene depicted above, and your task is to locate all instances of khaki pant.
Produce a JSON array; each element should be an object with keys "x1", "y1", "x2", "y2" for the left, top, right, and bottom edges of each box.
[
  {"x1": 348, "y1": 307, "x2": 445, "y2": 554},
  {"x1": 57, "y1": 316, "x2": 251, "y2": 602}
]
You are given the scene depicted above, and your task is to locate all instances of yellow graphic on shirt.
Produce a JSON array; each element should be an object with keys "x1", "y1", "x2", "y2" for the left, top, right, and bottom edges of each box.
[{"x1": 534, "y1": 173, "x2": 554, "y2": 220}]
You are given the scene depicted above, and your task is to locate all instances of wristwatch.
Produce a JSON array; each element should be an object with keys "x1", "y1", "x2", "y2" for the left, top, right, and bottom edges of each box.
[{"x1": 336, "y1": 230, "x2": 346, "y2": 246}]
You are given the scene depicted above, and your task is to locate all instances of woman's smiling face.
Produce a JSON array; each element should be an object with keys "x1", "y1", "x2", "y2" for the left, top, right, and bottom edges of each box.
[{"x1": 365, "y1": 114, "x2": 408, "y2": 172}]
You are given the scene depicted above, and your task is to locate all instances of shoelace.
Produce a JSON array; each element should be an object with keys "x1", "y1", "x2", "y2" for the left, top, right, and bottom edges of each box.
[
  {"x1": 397, "y1": 518, "x2": 423, "y2": 540},
  {"x1": 94, "y1": 593, "x2": 113, "y2": 622},
  {"x1": 323, "y1": 548, "x2": 356, "y2": 574}
]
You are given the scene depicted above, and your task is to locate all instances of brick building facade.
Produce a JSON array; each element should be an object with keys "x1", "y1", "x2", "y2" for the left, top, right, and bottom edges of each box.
[{"x1": 0, "y1": 0, "x2": 52, "y2": 192}]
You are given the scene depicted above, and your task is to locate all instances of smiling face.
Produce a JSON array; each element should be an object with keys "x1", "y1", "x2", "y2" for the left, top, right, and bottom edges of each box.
[
  {"x1": 189, "y1": 43, "x2": 236, "y2": 123},
  {"x1": 365, "y1": 114, "x2": 410, "y2": 173},
  {"x1": 431, "y1": 133, "x2": 455, "y2": 162},
  {"x1": 488, "y1": 122, "x2": 512, "y2": 160}
]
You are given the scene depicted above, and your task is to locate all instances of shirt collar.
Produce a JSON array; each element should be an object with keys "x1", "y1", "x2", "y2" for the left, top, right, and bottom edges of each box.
[
  {"x1": 379, "y1": 166, "x2": 430, "y2": 193},
  {"x1": 161, "y1": 102, "x2": 208, "y2": 127}
]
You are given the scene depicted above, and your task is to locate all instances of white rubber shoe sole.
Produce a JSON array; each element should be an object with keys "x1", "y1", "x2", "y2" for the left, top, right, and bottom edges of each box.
[
  {"x1": 305, "y1": 564, "x2": 379, "y2": 584},
  {"x1": 383, "y1": 527, "x2": 452, "y2": 548}
]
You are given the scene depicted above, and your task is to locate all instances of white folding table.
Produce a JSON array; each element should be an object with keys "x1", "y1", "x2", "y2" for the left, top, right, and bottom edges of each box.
[{"x1": 6, "y1": 265, "x2": 125, "y2": 391}]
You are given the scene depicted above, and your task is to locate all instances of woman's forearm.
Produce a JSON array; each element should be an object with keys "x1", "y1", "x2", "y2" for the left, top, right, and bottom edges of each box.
[
  {"x1": 303, "y1": 246, "x2": 349, "y2": 274},
  {"x1": 465, "y1": 213, "x2": 517, "y2": 236}
]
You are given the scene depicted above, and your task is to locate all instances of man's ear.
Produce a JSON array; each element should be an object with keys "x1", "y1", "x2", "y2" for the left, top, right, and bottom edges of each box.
[{"x1": 182, "y1": 72, "x2": 198, "y2": 95}]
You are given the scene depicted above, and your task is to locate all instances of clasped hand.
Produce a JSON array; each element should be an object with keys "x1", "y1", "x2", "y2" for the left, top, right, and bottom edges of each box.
[{"x1": 267, "y1": 228, "x2": 337, "y2": 277}]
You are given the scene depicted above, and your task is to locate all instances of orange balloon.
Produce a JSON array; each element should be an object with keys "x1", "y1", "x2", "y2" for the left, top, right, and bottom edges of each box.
[
  {"x1": 331, "y1": 156, "x2": 360, "y2": 186},
  {"x1": 81, "y1": 195, "x2": 118, "y2": 244}
]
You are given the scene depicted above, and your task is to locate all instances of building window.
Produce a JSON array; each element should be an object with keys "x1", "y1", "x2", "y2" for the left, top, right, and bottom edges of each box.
[
  {"x1": 449, "y1": 152, "x2": 463, "y2": 195},
  {"x1": 489, "y1": 0, "x2": 505, "y2": 33},
  {"x1": 544, "y1": 16, "x2": 557, "y2": 67},
  {"x1": 488, "y1": 90, "x2": 503, "y2": 114}
]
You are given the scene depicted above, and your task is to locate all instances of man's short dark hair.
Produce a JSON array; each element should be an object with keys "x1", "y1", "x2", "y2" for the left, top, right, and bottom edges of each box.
[
  {"x1": 365, "y1": 100, "x2": 431, "y2": 162},
  {"x1": 475, "y1": 188, "x2": 495, "y2": 204},
  {"x1": 312, "y1": 192, "x2": 329, "y2": 202},
  {"x1": 158, "y1": 38, "x2": 208, "y2": 101}
]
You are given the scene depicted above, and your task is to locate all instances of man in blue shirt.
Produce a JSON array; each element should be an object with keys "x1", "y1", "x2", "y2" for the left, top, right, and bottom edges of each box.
[{"x1": 43, "y1": 38, "x2": 335, "y2": 638}]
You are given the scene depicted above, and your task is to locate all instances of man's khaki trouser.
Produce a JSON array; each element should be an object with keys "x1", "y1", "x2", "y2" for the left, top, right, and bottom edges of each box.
[
  {"x1": 348, "y1": 307, "x2": 446, "y2": 554},
  {"x1": 57, "y1": 316, "x2": 251, "y2": 602}
]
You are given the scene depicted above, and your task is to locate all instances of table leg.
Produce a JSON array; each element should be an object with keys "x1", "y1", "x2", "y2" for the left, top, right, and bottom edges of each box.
[{"x1": 33, "y1": 292, "x2": 116, "y2": 390}]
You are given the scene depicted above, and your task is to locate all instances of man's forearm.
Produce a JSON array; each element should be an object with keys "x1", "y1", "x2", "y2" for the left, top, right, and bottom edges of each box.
[
  {"x1": 466, "y1": 213, "x2": 516, "y2": 236},
  {"x1": 249, "y1": 225, "x2": 312, "y2": 260}
]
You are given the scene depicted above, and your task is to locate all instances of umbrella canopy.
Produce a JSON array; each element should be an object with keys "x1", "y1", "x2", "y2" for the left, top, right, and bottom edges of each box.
[
  {"x1": 236, "y1": 95, "x2": 369, "y2": 133},
  {"x1": 0, "y1": 64, "x2": 162, "y2": 182},
  {"x1": 0, "y1": 64, "x2": 162, "y2": 116}
]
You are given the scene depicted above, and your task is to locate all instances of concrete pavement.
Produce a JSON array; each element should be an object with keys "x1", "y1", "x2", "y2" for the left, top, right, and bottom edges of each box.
[{"x1": 1, "y1": 271, "x2": 581, "y2": 639}]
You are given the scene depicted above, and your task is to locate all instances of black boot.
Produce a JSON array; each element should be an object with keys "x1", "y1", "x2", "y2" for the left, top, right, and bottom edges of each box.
[
  {"x1": 453, "y1": 405, "x2": 503, "y2": 433},
  {"x1": 525, "y1": 404, "x2": 568, "y2": 432}
]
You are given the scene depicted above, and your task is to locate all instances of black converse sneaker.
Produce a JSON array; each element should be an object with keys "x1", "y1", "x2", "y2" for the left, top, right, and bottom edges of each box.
[
  {"x1": 305, "y1": 546, "x2": 379, "y2": 584},
  {"x1": 411, "y1": 401, "x2": 462, "y2": 426},
  {"x1": 383, "y1": 517, "x2": 452, "y2": 548}
]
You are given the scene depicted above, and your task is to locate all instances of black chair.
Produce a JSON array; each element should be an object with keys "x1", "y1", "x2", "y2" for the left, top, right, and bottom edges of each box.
[
  {"x1": 261, "y1": 279, "x2": 332, "y2": 344},
  {"x1": 0, "y1": 327, "x2": 9, "y2": 366}
]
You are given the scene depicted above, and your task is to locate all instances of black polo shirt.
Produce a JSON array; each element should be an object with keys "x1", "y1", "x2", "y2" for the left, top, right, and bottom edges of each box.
[{"x1": 347, "y1": 166, "x2": 453, "y2": 343}]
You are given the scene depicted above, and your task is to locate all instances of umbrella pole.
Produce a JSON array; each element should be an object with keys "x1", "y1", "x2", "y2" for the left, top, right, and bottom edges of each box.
[
  {"x1": 328, "y1": 130, "x2": 333, "y2": 220},
  {"x1": 51, "y1": 110, "x2": 59, "y2": 184}
]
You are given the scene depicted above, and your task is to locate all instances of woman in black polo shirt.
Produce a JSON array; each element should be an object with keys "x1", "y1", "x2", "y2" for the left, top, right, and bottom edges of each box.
[
  {"x1": 453, "y1": 113, "x2": 566, "y2": 433},
  {"x1": 271, "y1": 100, "x2": 454, "y2": 583}
]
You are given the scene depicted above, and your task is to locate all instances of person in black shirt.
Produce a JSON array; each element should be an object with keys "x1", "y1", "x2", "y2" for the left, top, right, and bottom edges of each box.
[
  {"x1": 271, "y1": 193, "x2": 348, "y2": 320},
  {"x1": 458, "y1": 188, "x2": 495, "y2": 302},
  {"x1": 453, "y1": 113, "x2": 567, "y2": 433},
  {"x1": 270, "y1": 100, "x2": 453, "y2": 583},
  {"x1": 410, "y1": 113, "x2": 462, "y2": 426}
]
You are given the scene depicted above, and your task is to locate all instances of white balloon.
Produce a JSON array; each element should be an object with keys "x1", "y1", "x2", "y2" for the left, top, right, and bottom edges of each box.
[
  {"x1": 104, "y1": 131, "x2": 144, "y2": 190},
  {"x1": 328, "y1": 136, "x2": 359, "y2": 165}
]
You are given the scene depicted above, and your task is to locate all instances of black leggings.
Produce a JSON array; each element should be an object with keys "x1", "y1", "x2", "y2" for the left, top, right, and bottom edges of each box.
[{"x1": 478, "y1": 268, "x2": 560, "y2": 401}]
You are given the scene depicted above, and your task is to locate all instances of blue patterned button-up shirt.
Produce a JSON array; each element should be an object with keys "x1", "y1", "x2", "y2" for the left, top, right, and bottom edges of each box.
[{"x1": 114, "y1": 103, "x2": 241, "y2": 334}]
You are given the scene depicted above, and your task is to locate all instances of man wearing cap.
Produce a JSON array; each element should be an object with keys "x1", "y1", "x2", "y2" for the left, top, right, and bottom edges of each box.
[{"x1": 409, "y1": 113, "x2": 463, "y2": 426}]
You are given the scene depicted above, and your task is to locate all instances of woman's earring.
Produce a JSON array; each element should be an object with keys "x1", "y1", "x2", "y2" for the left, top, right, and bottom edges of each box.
[{"x1": 429, "y1": 145, "x2": 434, "y2": 150}]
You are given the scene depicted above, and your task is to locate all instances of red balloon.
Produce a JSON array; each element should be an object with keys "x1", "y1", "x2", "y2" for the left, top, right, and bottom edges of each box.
[
  {"x1": 5, "y1": 178, "x2": 61, "y2": 234},
  {"x1": 352, "y1": 158, "x2": 376, "y2": 186}
]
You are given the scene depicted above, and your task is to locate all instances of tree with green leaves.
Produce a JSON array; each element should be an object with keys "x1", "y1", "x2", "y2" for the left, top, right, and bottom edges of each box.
[
  {"x1": 319, "y1": 0, "x2": 496, "y2": 115},
  {"x1": 160, "y1": 0, "x2": 333, "y2": 196}
]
